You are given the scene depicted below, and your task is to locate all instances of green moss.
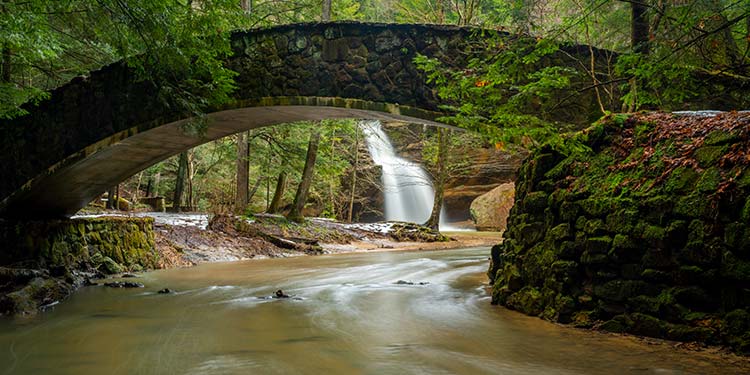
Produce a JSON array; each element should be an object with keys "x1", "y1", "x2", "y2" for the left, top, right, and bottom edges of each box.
[
  {"x1": 629, "y1": 313, "x2": 666, "y2": 337},
  {"x1": 529, "y1": 153, "x2": 557, "y2": 185},
  {"x1": 605, "y1": 208, "x2": 638, "y2": 233},
  {"x1": 641, "y1": 225, "x2": 666, "y2": 245},
  {"x1": 695, "y1": 167, "x2": 722, "y2": 192},
  {"x1": 694, "y1": 145, "x2": 727, "y2": 167},
  {"x1": 556, "y1": 240, "x2": 581, "y2": 260},
  {"x1": 627, "y1": 295, "x2": 661, "y2": 314},
  {"x1": 551, "y1": 260, "x2": 578, "y2": 279},
  {"x1": 580, "y1": 251, "x2": 608, "y2": 265},
  {"x1": 641, "y1": 268, "x2": 671, "y2": 283},
  {"x1": 723, "y1": 309, "x2": 750, "y2": 353},
  {"x1": 99, "y1": 256, "x2": 123, "y2": 274},
  {"x1": 738, "y1": 170, "x2": 750, "y2": 189},
  {"x1": 594, "y1": 280, "x2": 653, "y2": 302},
  {"x1": 548, "y1": 223, "x2": 571, "y2": 241},
  {"x1": 518, "y1": 222, "x2": 545, "y2": 247},
  {"x1": 633, "y1": 121, "x2": 655, "y2": 144},
  {"x1": 704, "y1": 130, "x2": 740, "y2": 146},
  {"x1": 741, "y1": 198, "x2": 750, "y2": 222},
  {"x1": 679, "y1": 239, "x2": 722, "y2": 267},
  {"x1": 664, "y1": 166, "x2": 699, "y2": 193},
  {"x1": 665, "y1": 324, "x2": 714, "y2": 343},
  {"x1": 506, "y1": 286, "x2": 545, "y2": 316},
  {"x1": 724, "y1": 222, "x2": 745, "y2": 249},
  {"x1": 559, "y1": 201, "x2": 579, "y2": 222},
  {"x1": 674, "y1": 193, "x2": 714, "y2": 218},
  {"x1": 721, "y1": 251, "x2": 750, "y2": 282},
  {"x1": 524, "y1": 191, "x2": 549, "y2": 213},
  {"x1": 585, "y1": 236, "x2": 612, "y2": 254},
  {"x1": 578, "y1": 198, "x2": 612, "y2": 218},
  {"x1": 611, "y1": 234, "x2": 637, "y2": 253},
  {"x1": 571, "y1": 310, "x2": 597, "y2": 328},
  {"x1": 544, "y1": 157, "x2": 574, "y2": 180},
  {"x1": 600, "y1": 318, "x2": 628, "y2": 333},
  {"x1": 687, "y1": 219, "x2": 706, "y2": 243},
  {"x1": 640, "y1": 196, "x2": 673, "y2": 222},
  {"x1": 583, "y1": 219, "x2": 607, "y2": 235}
]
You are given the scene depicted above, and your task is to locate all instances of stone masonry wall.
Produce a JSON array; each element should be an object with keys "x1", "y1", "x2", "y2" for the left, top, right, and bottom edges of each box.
[
  {"x1": 489, "y1": 112, "x2": 750, "y2": 353},
  {"x1": 0, "y1": 216, "x2": 158, "y2": 315},
  {"x1": 0, "y1": 216, "x2": 158, "y2": 272}
]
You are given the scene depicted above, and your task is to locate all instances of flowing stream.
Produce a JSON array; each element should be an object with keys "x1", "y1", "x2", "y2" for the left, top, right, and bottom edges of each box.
[{"x1": 0, "y1": 247, "x2": 740, "y2": 374}]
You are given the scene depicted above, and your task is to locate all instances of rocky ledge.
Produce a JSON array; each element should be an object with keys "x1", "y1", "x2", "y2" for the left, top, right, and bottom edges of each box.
[{"x1": 489, "y1": 112, "x2": 750, "y2": 353}]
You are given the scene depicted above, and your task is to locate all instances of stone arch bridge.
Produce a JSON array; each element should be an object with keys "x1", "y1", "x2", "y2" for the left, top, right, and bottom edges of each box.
[{"x1": 0, "y1": 22, "x2": 614, "y2": 219}]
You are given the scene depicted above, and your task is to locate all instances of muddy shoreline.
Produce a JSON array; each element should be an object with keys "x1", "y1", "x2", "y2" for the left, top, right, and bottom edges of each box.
[{"x1": 153, "y1": 213, "x2": 502, "y2": 268}]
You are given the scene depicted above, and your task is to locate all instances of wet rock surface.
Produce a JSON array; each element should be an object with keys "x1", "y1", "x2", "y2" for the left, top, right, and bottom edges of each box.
[
  {"x1": 104, "y1": 281, "x2": 144, "y2": 288},
  {"x1": 395, "y1": 280, "x2": 430, "y2": 285}
]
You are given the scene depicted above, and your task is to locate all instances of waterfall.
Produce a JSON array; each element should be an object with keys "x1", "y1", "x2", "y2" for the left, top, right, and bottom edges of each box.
[{"x1": 361, "y1": 120, "x2": 435, "y2": 224}]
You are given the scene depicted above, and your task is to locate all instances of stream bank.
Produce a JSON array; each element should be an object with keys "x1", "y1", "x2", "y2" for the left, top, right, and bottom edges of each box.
[
  {"x1": 155, "y1": 213, "x2": 500, "y2": 267},
  {"x1": 0, "y1": 212, "x2": 498, "y2": 316}
]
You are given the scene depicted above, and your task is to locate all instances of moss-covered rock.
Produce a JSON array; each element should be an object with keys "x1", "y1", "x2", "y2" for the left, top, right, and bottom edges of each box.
[
  {"x1": 506, "y1": 286, "x2": 545, "y2": 316},
  {"x1": 0, "y1": 217, "x2": 158, "y2": 315},
  {"x1": 490, "y1": 112, "x2": 750, "y2": 353}
]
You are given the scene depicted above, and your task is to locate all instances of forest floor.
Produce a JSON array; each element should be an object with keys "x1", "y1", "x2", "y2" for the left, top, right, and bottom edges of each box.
[{"x1": 152, "y1": 212, "x2": 502, "y2": 269}]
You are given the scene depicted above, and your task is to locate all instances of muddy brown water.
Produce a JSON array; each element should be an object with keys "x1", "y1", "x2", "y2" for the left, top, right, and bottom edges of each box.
[{"x1": 0, "y1": 247, "x2": 745, "y2": 374}]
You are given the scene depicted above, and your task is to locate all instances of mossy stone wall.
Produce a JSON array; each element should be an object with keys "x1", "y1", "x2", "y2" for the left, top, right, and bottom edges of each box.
[
  {"x1": 489, "y1": 112, "x2": 750, "y2": 353},
  {"x1": 0, "y1": 217, "x2": 158, "y2": 272}
]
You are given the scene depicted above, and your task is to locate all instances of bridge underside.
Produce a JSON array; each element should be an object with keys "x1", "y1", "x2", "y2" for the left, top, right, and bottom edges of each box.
[
  {"x1": 0, "y1": 22, "x2": 614, "y2": 219},
  {"x1": 1, "y1": 99, "x2": 445, "y2": 218}
]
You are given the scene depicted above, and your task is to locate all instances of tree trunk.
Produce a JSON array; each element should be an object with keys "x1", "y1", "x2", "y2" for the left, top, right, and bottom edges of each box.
[
  {"x1": 347, "y1": 125, "x2": 359, "y2": 222},
  {"x1": 322, "y1": 0, "x2": 332, "y2": 21},
  {"x1": 145, "y1": 175, "x2": 153, "y2": 197},
  {"x1": 425, "y1": 128, "x2": 447, "y2": 230},
  {"x1": 287, "y1": 129, "x2": 321, "y2": 222},
  {"x1": 328, "y1": 128, "x2": 337, "y2": 217},
  {"x1": 265, "y1": 140, "x2": 272, "y2": 211},
  {"x1": 132, "y1": 172, "x2": 143, "y2": 205},
  {"x1": 114, "y1": 184, "x2": 121, "y2": 210},
  {"x1": 240, "y1": 0, "x2": 251, "y2": 12},
  {"x1": 267, "y1": 171, "x2": 287, "y2": 214},
  {"x1": 710, "y1": 0, "x2": 741, "y2": 65},
  {"x1": 186, "y1": 151, "x2": 195, "y2": 211},
  {"x1": 235, "y1": 132, "x2": 250, "y2": 213},
  {"x1": 171, "y1": 152, "x2": 189, "y2": 212},
  {"x1": 153, "y1": 172, "x2": 161, "y2": 197},
  {"x1": 631, "y1": 1, "x2": 649, "y2": 54},
  {"x1": 106, "y1": 187, "x2": 115, "y2": 209}
]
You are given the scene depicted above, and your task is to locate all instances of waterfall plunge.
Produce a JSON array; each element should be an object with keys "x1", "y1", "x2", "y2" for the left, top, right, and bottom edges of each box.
[
  {"x1": 361, "y1": 120, "x2": 463, "y2": 229},
  {"x1": 361, "y1": 120, "x2": 434, "y2": 224}
]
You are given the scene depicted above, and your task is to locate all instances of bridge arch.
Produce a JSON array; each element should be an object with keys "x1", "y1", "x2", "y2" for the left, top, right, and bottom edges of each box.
[{"x1": 0, "y1": 22, "x2": 609, "y2": 218}]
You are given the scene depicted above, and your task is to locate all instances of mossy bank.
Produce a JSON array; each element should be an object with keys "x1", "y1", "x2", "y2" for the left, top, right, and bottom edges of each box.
[
  {"x1": 489, "y1": 112, "x2": 750, "y2": 353},
  {"x1": 0, "y1": 216, "x2": 158, "y2": 315}
]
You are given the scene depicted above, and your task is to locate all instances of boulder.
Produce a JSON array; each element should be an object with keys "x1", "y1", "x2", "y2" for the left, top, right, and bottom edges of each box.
[{"x1": 470, "y1": 183, "x2": 515, "y2": 231}]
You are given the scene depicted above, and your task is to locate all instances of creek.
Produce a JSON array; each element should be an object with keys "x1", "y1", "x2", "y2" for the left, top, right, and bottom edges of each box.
[{"x1": 0, "y1": 247, "x2": 739, "y2": 374}]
